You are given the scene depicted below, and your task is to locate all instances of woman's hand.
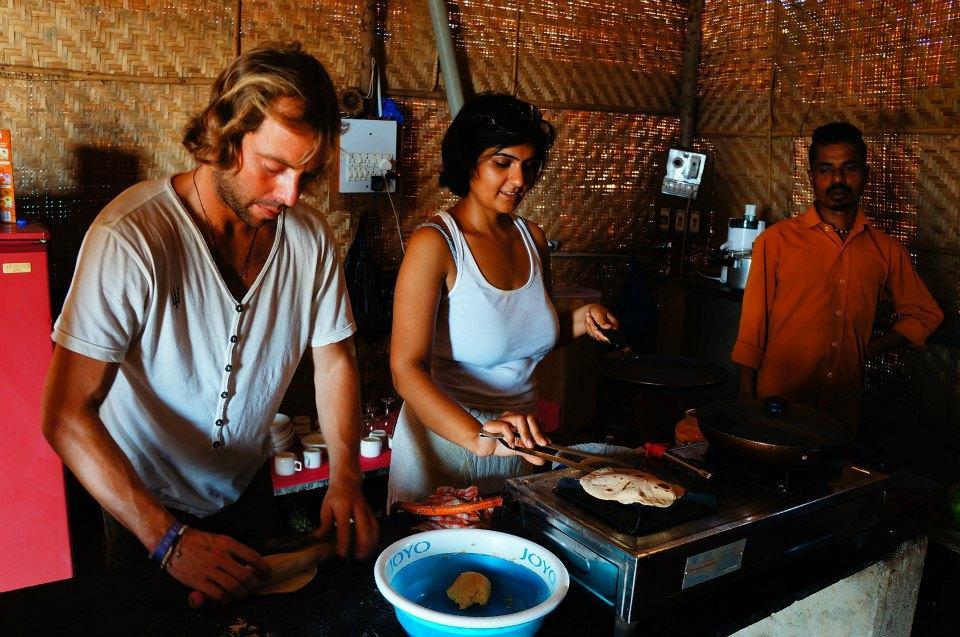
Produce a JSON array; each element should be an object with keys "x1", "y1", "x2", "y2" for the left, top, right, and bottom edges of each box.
[
  {"x1": 580, "y1": 303, "x2": 620, "y2": 342},
  {"x1": 476, "y1": 412, "x2": 550, "y2": 466}
]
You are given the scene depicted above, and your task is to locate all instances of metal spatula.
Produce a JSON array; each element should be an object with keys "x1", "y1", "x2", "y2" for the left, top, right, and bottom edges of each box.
[{"x1": 599, "y1": 327, "x2": 633, "y2": 357}]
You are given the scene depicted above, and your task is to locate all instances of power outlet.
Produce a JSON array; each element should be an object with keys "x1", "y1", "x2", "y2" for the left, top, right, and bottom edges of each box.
[
  {"x1": 339, "y1": 119, "x2": 397, "y2": 193},
  {"x1": 658, "y1": 208, "x2": 671, "y2": 232},
  {"x1": 674, "y1": 209, "x2": 687, "y2": 233}
]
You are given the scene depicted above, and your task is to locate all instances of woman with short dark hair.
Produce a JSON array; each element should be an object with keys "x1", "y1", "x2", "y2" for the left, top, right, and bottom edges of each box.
[{"x1": 388, "y1": 93, "x2": 618, "y2": 506}]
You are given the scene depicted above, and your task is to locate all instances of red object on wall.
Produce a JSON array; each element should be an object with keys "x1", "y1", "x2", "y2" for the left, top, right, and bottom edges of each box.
[{"x1": 0, "y1": 223, "x2": 73, "y2": 591}]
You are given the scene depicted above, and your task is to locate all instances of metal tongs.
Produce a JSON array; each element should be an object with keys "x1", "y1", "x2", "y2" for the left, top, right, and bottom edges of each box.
[
  {"x1": 479, "y1": 429, "x2": 635, "y2": 472},
  {"x1": 599, "y1": 327, "x2": 634, "y2": 359}
]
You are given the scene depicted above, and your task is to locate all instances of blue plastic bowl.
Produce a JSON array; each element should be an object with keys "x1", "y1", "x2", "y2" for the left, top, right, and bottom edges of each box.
[{"x1": 374, "y1": 529, "x2": 569, "y2": 636}]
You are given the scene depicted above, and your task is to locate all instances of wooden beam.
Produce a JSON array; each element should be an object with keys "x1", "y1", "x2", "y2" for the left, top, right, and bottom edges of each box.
[
  {"x1": 359, "y1": 0, "x2": 378, "y2": 102},
  {"x1": 234, "y1": 0, "x2": 243, "y2": 57},
  {"x1": 679, "y1": 0, "x2": 706, "y2": 148},
  {"x1": 385, "y1": 88, "x2": 680, "y2": 118},
  {"x1": 699, "y1": 128, "x2": 960, "y2": 138},
  {"x1": 0, "y1": 64, "x2": 213, "y2": 85}
]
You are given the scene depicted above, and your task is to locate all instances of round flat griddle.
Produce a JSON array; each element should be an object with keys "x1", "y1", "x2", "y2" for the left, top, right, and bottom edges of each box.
[{"x1": 599, "y1": 352, "x2": 729, "y2": 390}]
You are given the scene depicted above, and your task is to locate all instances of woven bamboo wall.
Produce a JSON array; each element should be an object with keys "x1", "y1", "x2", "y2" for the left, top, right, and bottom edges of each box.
[
  {"x1": 2, "y1": 0, "x2": 688, "y2": 408},
  {"x1": 698, "y1": 0, "x2": 960, "y2": 481},
  {"x1": 8, "y1": 1, "x2": 955, "y2": 474}
]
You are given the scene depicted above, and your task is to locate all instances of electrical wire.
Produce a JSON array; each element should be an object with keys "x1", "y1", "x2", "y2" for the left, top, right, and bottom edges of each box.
[
  {"x1": 363, "y1": 57, "x2": 377, "y2": 99},
  {"x1": 384, "y1": 185, "x2": 405, "y2": 254}
]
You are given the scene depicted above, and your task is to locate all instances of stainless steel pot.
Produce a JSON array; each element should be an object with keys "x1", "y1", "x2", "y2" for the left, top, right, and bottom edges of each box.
[
  {"x1": 723, "y1": 250, "x2": 752, "y2": 289},
  {"x1": 701, "y1": 250, "x2": 753, "y2": 289}
]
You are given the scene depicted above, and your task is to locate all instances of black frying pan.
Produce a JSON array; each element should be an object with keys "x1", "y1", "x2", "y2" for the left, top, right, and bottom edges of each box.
[
  {"x1": 597, "y1": 328, "x2": 729, "y2": 390},
  {"x1": 696, "y1": 396, "x2": 855, "y2": 466}
]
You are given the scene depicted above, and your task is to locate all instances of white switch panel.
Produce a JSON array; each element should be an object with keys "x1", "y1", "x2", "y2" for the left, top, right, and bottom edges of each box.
[
  {"x1": 661, "y1": 148, "x2": 707, "y2": 200},
  {"x1": 338, "y1": 119, "x2": 398, "y2": 193}
]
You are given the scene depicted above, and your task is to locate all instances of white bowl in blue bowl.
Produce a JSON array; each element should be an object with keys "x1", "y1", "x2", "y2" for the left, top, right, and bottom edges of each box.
[{"x1": 374, "y1": 528, "x2": 569, "y2": 636}]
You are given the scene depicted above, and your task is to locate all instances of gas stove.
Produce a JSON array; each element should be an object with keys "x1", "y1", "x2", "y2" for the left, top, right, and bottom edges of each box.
[{"x1": 499, "y1": 452, "x2": 887, "y2": 636}]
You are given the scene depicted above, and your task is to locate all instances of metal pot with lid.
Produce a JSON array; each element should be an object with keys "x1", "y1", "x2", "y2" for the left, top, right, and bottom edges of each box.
[{"x1": 697, "y1": 396, "x2": 856, "y2": 466}]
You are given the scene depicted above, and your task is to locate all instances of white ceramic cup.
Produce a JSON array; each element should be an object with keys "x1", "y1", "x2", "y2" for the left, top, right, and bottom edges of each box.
[
  {"x1": 360, "y1": 436, "x2": 382, "y2": 458},
  {"x1": 303, "y1": 448, "x2": 322, "y2": 469},
  {"x1": 369, "y1": 429, "x2": 388, "y2": 443},
  {"x1": 274, "y1": 451, "x2": 302, "y2": 476},
  {"x1": 273, "y1": 413, "x2": 291, "y2": 428}
]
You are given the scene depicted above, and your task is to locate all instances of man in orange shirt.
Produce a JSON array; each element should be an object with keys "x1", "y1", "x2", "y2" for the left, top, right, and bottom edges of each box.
[{"x1": 732, "y1": 122, "x2": 943, "y2": 427}]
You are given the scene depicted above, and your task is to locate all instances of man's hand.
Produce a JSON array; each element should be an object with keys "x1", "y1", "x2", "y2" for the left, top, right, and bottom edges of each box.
[
  {"x1": 166, "y1": 528, "x2": 271, "y2": 604},
  {"x1": 315, "y1": 479, "x2": 379, "y2": 560}
]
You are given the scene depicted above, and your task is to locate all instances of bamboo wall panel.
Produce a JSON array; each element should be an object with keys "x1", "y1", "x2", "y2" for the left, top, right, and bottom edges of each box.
[
  {"x1": 698, "y1": 1, "x2": 772, "y2": 135},
  {"x1": 3, "y1": 79, "x2": 204, "y2": 299},
  {"x1": 526, "y1": 109, "x2": 679, "y2": 253},
  {"x1": 240, "y1": 0, "x2": 363, "y2": 87},
  {"x1": 383, "y1": 2, "x2": 437, "y2": 92},
  {"x1": 514, "y1": 0, "x2": 685, "y2": 109},
  {"x1": 0, "y1": 1, "x2": 234, "y2": 77},
  {"x1": 384, "y1": 0, "x2": 687, "y2": 111},
  {"x1": 446, "y1": 0, "x2": 518, "y2": 95},
  {"x1": 770, "y1": 1, "x2": 960, "y2": 134},
  {"x1": 913, "y1": 136, "x2": 960, "y2": 252},
  {"x1": 4, "y1": 78, "x2": 350, "y2": 292},
  {"x1": 700, "y1": 0, "x2": 960, "y2": 137},
  {"x1": 693, "y1": 136, "x2": 796, "y2": 221}
]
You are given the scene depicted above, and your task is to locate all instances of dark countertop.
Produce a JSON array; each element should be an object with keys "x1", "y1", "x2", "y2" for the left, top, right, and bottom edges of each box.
[{"x1": 0, "y1": 522, "x2": 917, "y2": 637}]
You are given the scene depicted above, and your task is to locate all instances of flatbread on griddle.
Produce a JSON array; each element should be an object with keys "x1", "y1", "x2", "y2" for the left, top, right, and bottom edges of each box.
[{"x1": 579, "y1": 467, "x2": 685, "y2": 507}]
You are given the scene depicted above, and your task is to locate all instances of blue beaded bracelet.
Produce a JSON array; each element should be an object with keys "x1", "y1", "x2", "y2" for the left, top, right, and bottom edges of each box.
[{"x1": 149, "y1": 521, "x2": 184, "y2": 565}]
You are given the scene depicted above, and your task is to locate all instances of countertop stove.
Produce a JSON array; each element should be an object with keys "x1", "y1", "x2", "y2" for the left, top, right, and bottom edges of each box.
[{"x1": 499, "y1": 448, "x2": 887, "y2": 636}]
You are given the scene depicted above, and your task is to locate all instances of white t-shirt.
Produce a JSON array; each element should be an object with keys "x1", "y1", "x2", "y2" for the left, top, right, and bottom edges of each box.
[{"x1": 53, "y1": 178, "x2": 355, "y2": 516}]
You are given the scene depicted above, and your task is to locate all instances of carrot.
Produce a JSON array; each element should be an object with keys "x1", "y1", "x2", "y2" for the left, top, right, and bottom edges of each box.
[{"x1": 392, "y1": 496, "x2": 503, "y2": 517}]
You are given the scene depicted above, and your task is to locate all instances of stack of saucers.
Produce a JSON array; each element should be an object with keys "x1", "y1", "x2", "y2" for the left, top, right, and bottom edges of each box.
[
  {"x1": 292, "y1": 415, "x2": 313, "y2": 436},
  {"x1": 270, "y1": 413, "x2": 294, "y2": 455}
]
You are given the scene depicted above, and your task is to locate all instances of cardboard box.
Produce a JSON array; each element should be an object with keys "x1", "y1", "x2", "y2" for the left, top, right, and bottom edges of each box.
[{"x1": 0, "y1": 130, "x2": 16, "y2": 224}]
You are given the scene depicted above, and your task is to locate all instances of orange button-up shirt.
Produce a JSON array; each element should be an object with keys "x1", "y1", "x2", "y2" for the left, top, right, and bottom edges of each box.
[{"x1": 732, "y1": 206, "x2": 943, "y2": 414}]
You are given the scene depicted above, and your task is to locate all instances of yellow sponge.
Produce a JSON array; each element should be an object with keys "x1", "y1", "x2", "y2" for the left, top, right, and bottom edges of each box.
[{"x1": 446, "y1": 571, "x2": 492, "y2": 610}]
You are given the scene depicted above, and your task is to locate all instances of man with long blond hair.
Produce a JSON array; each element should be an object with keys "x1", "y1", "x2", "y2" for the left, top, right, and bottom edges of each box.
[{"x1": 42, "y1": 42, "x2": 377, "y2": 604}]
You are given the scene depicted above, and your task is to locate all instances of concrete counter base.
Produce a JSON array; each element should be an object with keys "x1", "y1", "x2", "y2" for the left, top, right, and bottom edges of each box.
[{"x1": 734, "y1": 537, "x2": 926, "y2": 637}]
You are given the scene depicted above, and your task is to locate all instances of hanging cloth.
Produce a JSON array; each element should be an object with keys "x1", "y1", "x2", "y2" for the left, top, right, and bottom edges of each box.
[{"x1": 344, "y1": 212, "x2": 391, "y2": 342}]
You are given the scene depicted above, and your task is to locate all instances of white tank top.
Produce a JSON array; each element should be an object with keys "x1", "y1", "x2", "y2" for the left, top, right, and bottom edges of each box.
[{"x1": 425, "y1": 211, "x2": 559, "y2": 411}]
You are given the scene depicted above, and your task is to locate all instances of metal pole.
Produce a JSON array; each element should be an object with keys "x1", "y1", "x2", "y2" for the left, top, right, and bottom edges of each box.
[
  {"x1": 427, "y1": 0, "x2": 465, "y2": 119},
  {"x1": 679, "y1": 0, "x2": 705, "y2": 148}
]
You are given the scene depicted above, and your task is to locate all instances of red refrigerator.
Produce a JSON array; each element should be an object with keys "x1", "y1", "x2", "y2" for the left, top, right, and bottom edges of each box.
[{"x1": 0, "y1": 222, "x2": 72, "y2": 590}]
